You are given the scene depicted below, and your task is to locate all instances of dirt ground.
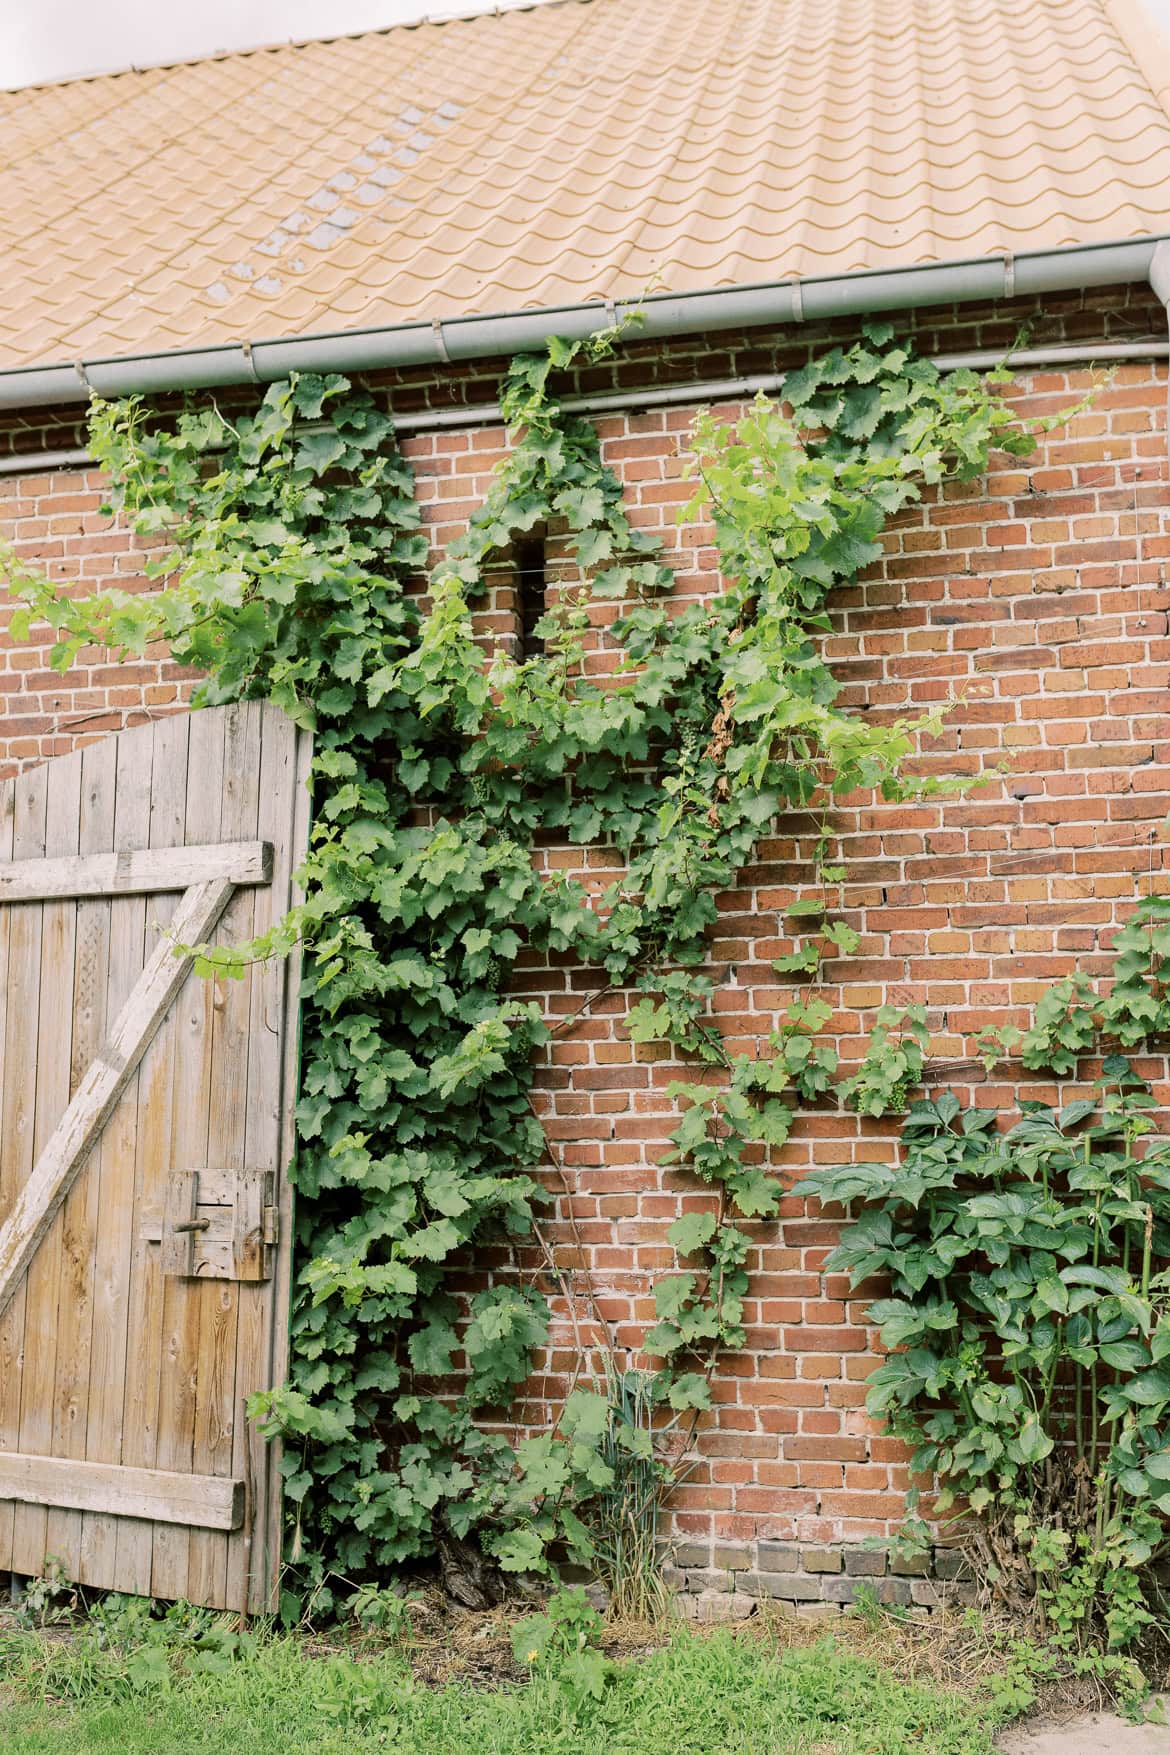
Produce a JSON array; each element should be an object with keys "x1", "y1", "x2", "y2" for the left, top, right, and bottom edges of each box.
[{"x1": 999, "y1": 1699, "x2": 1170, "y2": 1752}]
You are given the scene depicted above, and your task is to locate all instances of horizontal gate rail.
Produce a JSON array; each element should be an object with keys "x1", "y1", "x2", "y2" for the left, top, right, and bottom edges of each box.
[
  {"x1": 0, "y1": 1453, "x2": 243, "y2": 1529},
  {"x1": 0, "y1": 839, "x2": 271, "y2": 904}
]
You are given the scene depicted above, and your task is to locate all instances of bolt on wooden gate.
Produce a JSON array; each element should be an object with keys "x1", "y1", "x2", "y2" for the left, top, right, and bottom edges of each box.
[{"x1": 0, "y1": 703, "x2": 310, "y2": 1611}]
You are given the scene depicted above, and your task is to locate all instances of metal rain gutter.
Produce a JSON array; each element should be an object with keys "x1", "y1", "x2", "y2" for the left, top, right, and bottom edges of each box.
[{"x1": 0, "y1": 235, "x2": 1165, "y2": 412}]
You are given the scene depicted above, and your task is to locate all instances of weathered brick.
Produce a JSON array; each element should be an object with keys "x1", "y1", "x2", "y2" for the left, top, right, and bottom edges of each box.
[
  {"x1": 888, "y1": 1549, "x2": 931, "y2": 1577},
  {"x1": 819, "y1": 1576, "x2": 861, "y2": 1604},
  {"x1": 754, "y1": 1572, "x2": 828, "y2": 1603},
  {"x1": 712, "y1": 1545, "x2": 752, "y2": 1572},
  {"x1": 873, "y1": 1577, "x2": 916, "y2": 1608},
  {"x1": 757, "y1": 1542, "x2": 800, "y2": 1574},
  {"x1": 674, "y1": 1590, "x2": 757, "y2": 1623},
  {"x1": 670, "y1": 1543, "x2": 714, "y2": 1570},
  {"x1": 844, "y1": 1548, "x2": 888, "y2": 1577},
  {"x1": 800, "y1": 1546, "x2": 844, "y2": 1574}
]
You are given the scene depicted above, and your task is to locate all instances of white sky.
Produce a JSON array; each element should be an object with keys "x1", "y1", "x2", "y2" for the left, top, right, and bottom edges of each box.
[
  {"x1": 1, "y1": 0, "x2": 561, "y2": 89},
  {"x1": 4, "y1": 0, "x2": 1170, "y2": 89}
]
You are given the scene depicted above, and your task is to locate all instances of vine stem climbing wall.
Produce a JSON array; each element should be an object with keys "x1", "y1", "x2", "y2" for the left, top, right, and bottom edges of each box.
[{"x1": 1, "y1": 299, "x2": 1166, "y2": 1633}]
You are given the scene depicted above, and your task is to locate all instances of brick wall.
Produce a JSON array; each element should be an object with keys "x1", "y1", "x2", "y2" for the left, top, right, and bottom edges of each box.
[{"x1": 2, "y1": 283, "x2": 1168, "y2": 1608}]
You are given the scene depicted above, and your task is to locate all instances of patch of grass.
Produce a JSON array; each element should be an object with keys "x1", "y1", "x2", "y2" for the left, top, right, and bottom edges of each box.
[{"x1": 0, "y1": 1613, "x2": 1007, "y2": 1755}]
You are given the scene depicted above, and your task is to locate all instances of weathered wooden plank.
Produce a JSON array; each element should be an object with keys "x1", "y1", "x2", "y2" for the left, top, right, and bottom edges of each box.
[
  {"x1": 12, "y1": 756, "x2": 83, "y2": 1572},
  {"x1": 230, "y1": 1168, "x2": 273, "y2": 1282},
  {"x1": 12, "y1": 753, "x2": 84, "y2": 1572},
  {"x1": 0, "y1": 875, "x2": 235, "y2": 1321},
  {"x1": 159, "y1": 1170, "x2": 201, "y2": 1277},
  {"x1": 114, "y1": 712, "x2": 191, "y2": 1596},
  {"x1": 0, "y1": 1453, "x2": 243, "y2": 1530},
  {"x1": 79, "y1": 724, "x2": 154, "y2": 1588},
  {"x1": 0, "y1": 840, "x2": 271, "y2": 904},
  {"x1": 191, "y1": 701, "x2": 261, "y2": 1609},
  {"x1": 0, "y1": 770, "x2": 25, "y2": 1572},
  {"x1": 233, "y1": 704, "x2": 311, "y2": 1612},
  {"x1": 47, "y1": 733, "x2": 118, "y2": 1575},
  {"x1": 0, "y1": 764, "x2": 50, "y2": 1571},
  {"x1": 152, "y1": 708, "x2": 226, "y2": 1602},
  {"x1": 11, "y1": 751, "x2": 83, "y2": 1574}
]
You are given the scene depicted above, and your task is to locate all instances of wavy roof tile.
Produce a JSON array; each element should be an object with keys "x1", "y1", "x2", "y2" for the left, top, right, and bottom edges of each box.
[{"x1": 1, "y1": 0, "x2": 1169, "y2": 370}]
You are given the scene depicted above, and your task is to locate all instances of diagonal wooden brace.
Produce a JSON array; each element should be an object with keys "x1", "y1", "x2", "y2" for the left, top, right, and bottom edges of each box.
[{"x1": 0, "y1": 878, "x2": 236, "y2": 1319}]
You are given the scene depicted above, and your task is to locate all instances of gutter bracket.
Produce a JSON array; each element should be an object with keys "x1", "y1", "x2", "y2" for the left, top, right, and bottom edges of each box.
[
  {"x1": 431, "y1": 318, "x2": 451, "y2": 365},
  {"x1": 1149, "y1": 241, "x2": 1170, "y2": 308},
  {"x1": 788, "y1": 278, "x2": 804, "y2": 323},
  {"x1": 239, "y1": 340, "x2": 260, "y2": 385},
  {"x1": 1002, "y1": 252, "x2": 1015, "y2": 300},
  {"x1": 74, "y1": 361, "x2": 92, "y2": 395}
]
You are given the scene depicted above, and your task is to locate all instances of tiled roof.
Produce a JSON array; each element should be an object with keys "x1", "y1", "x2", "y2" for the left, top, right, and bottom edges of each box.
[{"x1": 2, "y1": 0, "x2": 1169, "y2": 371}]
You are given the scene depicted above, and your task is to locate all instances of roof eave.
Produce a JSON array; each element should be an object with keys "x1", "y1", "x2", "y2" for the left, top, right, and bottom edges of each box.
[{"x1": 1, "y1": 234, "x2": 1166, "y2": 412}]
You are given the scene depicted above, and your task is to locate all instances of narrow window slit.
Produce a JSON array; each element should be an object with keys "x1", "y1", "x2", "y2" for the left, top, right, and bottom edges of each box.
[{"x1": 516, "y1": 536, "x2": 547, "y2": 658}]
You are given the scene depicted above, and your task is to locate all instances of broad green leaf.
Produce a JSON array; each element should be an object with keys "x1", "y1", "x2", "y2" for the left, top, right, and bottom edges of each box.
[{"x1": 667, "y1": 1211, "x2": 718, "y2": 1255}]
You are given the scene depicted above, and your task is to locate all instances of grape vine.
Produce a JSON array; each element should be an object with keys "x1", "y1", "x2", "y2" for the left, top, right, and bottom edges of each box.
[{"x1": 7, "y1": 320, "x2": 1043, "y2": 1607}]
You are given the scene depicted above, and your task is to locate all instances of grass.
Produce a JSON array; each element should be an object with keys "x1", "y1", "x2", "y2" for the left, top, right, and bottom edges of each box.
[{"x1": 0, "y1": 1611, "x2": 1012, "y2": 1755}]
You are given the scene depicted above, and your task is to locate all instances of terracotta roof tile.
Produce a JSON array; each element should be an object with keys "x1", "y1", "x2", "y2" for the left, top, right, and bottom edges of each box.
[{"x1": 1, "y1": 0, "x2": 1169, "y2": 369}]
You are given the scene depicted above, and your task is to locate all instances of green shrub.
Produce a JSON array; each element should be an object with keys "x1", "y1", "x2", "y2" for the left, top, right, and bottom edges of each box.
[{"x1": 799, "y1": 1058, "x2": 1170, "y2": 1659}]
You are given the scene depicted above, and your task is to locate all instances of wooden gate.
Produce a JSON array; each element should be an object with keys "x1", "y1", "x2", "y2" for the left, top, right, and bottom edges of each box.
[{"x1": 0, "y1": 703, "x2": 310, "y2": 1611}]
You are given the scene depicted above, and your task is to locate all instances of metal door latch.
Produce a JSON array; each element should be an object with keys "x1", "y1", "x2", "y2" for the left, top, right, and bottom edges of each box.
[{"x1": 158, "y1": 1168, "x2": 278, "y2": 1280}]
